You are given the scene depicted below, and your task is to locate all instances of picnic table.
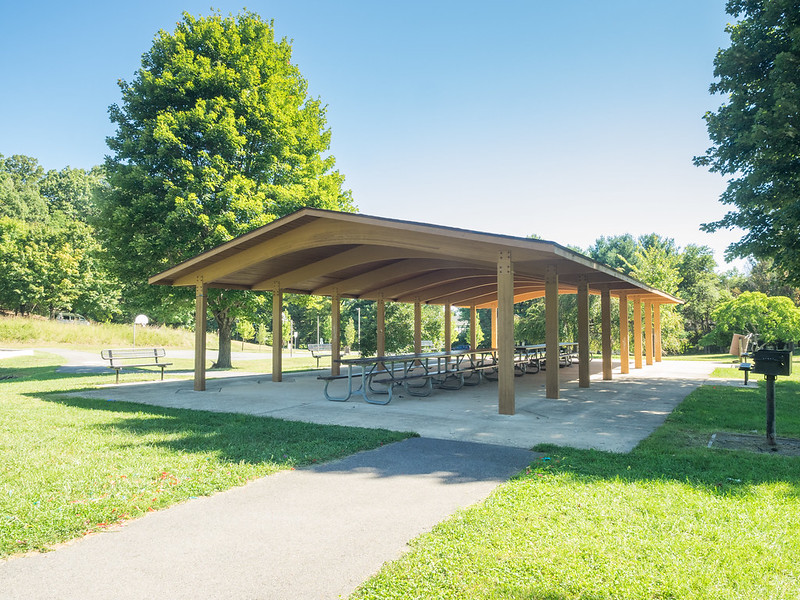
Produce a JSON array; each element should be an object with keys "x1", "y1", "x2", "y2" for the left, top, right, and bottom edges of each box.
[
  {"x1": 319, "y1": 348, "x2": 498, "y2": 405},
  {"x1": 514, "y1": 342, "x2": 579, "y2": 374}
]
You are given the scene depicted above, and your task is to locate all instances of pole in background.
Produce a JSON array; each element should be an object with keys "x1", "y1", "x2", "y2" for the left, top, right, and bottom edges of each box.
[{"x1": 133, "y1": 314, "x2": 149, "y2": 347}]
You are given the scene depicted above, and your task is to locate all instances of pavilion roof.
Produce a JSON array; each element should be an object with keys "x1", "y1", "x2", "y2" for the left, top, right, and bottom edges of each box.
[{"x1": 149, "y1": 208, "x2": 682, "y2": 307}]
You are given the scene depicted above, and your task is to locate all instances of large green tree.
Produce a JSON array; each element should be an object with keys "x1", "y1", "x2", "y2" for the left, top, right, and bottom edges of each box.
[
  {"x1": 0, "y1": 154, "x2": 48, "y2": 222},
  {"x1": 677, "y1": 244, "x2": 730, "y2": 346},
  {"x1": 696, "y1": 0, "x2": 800, "y2": 284},
  {"x1": 99, "y1": 11, "x2": 354, "y2": 367},
  {"x1": 701, "y1": 291, "x2": 800, "y2": 346},
  {"x1": 0, "y1": 155, "x2": 119, "y2": 320}
]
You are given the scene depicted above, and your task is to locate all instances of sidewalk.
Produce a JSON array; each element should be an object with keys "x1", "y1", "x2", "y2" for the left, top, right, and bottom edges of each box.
[
  {"x1": 0, "y1": 438, "x2": 534, "y2": 600},
  {"x1": 70, "y1": 358, "x2": 718, "y2": 452}
]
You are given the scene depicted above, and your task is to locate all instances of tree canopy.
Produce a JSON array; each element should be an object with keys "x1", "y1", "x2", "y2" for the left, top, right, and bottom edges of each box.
[
  {"x1": 696, "y1": 0, "x2": 800, "y2": 284},
  {"x1": 0, "y1": 154, "x2": 119, "y2": 320},
  {"x1": 701, "y1": 291, "x2": 800, "y2": 346},
  {"x1": 99, "y1": 11, "x2": 354, "y2": 366}
]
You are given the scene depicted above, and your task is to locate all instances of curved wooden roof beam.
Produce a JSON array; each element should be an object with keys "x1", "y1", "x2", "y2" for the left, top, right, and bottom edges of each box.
[
  {"x1": 394, "y1": 274, "x2": 497, "y2": 303},
  {"x1": 313, "y1": 259, "x2": 476, "y2": 297},
  {"x1": 250, "y1": 245, "x2": 436, "y2": 291},
  {"x1": 373, "y1": 269, "x2": 494, "y2": 301}
]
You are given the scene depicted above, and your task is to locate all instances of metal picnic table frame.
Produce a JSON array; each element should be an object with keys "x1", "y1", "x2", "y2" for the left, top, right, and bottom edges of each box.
[
  {"x1": 514, "y1": 342, "x2": 579, "y2": 375},
  {"x1": 321, "y1": 348, "x2": 498, "y2": 405}
]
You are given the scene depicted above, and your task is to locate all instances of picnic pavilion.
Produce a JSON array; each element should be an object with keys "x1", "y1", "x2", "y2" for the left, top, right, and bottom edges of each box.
[{"x1": 149, "y1": 208, "x2": 682, "y2": 415}]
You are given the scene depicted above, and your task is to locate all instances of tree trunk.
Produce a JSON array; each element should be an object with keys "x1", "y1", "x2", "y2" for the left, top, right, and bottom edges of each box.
[{"x1": 213, "y1": 310, "x2": 235, "y2": 369}]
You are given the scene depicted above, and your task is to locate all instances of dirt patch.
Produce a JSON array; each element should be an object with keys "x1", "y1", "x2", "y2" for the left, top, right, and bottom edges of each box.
[{"x1": 709, "y1": 432, "x2": 800, "y2": 456}]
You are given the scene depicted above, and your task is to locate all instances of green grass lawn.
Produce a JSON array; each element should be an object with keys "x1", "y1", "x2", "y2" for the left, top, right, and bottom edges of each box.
[
  {"x1": 351, "y1": 364, "x2": 800, "y2": 599},
  {"x1": 0, "y1": 352, "x2": 412, "y2": 558}
]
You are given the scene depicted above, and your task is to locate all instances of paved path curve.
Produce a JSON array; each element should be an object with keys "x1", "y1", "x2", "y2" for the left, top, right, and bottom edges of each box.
[{"x1": 0, "y1": 438, "x2": 535, "y2": 600}]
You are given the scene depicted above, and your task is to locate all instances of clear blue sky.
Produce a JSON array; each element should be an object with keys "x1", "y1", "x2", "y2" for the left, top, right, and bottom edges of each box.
[{"x1": 0, "y1": 0, "x2": 742, "y2": 269}]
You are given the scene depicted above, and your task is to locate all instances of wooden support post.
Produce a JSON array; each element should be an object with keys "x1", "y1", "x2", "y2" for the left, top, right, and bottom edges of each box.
[
  {"x1": 469, "y1": 305, "x2": 477, "y2": 351},
  {"x1": 272, "y1": 287, "x2": 283, "y2": 382},
  {"x1": 619, "y1": 293, "x2": 630, "y2": 374},
  {"x1": 497, "y1": 250, "x2": 515, "y2": 414},
  {"x1": 577, "y1": 275, "x2": 590, "y2": 388},
  {"x1": 194, "y1": 278, "x2": 207, "y2": 392},
  {"x1": 414, "y1": 298, "x2": 422, "y2": 354},
  {"x1": 331, "y1": 291, "x2": 341, "y2": 376},
  {"x1": 444, "y1": 303, "x2": 452, "y2": 351},
  {"x1": 491, "y1": 305, "x2": 498, "y2": 349},
  {"x1": 376, "y1": 296, "x2": 386, "y2": 358},
  {"x1": 633, "y1": 297, "x2": 643, "y2": 369},
  {"x1": 654, "y1": 303, "x2": 662, "y2": 362},
  {"x1": 645, "y1": 300, "x2": 654, "y2": 366},
  {"x1": 601, "y1": 285, "x2": 612, "y2": 380},
  {"x1": 545, "y1": 264, "x2": 559, "y2": 399}
]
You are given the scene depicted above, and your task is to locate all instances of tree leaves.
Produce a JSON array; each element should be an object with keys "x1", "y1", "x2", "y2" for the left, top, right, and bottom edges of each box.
[
  {"x1": 697, "y1": 0, "x2": 800, "y2": 284},
  {"x1": 100, "y1": 11, "x2": 354, "y2": 365}
]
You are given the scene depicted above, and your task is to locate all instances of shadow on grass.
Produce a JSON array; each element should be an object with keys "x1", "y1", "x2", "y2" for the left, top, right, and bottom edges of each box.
[
  {"x1": 4, "y1": 358, "x2": 410, "y2": 472},
  {"x1": 0, "y1": 361, "x2": 112, "y2": 384},
  {"x1": 40, "y1": 393, "x2": 411, "y2": 467}
]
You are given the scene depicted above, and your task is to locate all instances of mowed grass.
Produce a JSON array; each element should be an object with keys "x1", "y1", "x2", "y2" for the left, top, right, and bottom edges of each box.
[
  {"x1": 1, "y1": 313, "x2": 335, "y2": 375},
  {"x1": 352, "y1": 363, "x2": 800, "y2": 599},
  {"x1": 0, "y1": 314, "x2": 205, "y2": 348},
  {"x1": 0, "y1": 353, "x2": 412, "y2": 558}
]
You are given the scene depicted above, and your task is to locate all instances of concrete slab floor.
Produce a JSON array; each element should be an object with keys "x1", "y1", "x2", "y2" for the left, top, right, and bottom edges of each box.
[{"x1": 70, "y1": 358, "x2": 722, "y2": 453}]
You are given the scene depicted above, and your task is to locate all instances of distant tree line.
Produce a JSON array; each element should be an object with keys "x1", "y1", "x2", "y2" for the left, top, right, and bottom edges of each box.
[{"x1": 0, "y1": 154, "x2": 119, "y2": 320}]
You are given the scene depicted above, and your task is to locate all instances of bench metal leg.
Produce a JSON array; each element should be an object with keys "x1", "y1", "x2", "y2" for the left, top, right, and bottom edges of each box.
[
  {"x1": 434, "y1": 372, "x2": 464, "y2": 391},
  {"x1": 323, "y1": 378, "x2": 351, "y2": 402},
  {"x1": 481, "y1": 368, "x2": 499, "y2": 381},
  {"x1": 404, "y1": 376, "x2": 434, "y2": 397},
  {"x1": 463, "y1": 370, "x2": 482, "y2": 386},
  {"x1": 364, "y1": 375, "x2": 394, "y2": 404}
]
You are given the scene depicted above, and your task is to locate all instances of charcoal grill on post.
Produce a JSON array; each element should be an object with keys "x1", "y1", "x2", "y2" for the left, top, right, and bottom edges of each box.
[{"x1": 751, "y1": 345, "x2": 794, "y2": 447}]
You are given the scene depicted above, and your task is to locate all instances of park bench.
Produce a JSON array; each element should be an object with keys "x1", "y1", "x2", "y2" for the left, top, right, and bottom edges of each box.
[
  {"x1": 100, "y1": 348, "x2": 172, "y2": 384},
  {"x1": 739, "y1": 351, "x2": 752, "y2": 385},
  {"x1": 308, "y1": 343, "x2": 332, "y2": 368}
]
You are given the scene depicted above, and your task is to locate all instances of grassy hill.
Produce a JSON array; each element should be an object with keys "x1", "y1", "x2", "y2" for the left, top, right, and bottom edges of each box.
[{"x1": 0, "y1": 315, "x2": 216, "y2": 349}]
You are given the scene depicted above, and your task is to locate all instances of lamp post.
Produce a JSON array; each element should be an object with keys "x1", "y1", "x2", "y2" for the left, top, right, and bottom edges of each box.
[{"x1": 133, "y1": 314, "x2": 148, "y2": 347}]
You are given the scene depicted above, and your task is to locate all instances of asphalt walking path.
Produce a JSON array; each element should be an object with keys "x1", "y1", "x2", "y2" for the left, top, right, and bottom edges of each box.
[{"x1": 0, "y1": 438, "x2": 534, "y2": 600}]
